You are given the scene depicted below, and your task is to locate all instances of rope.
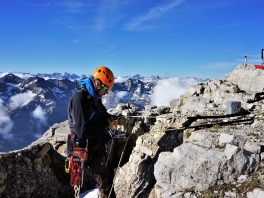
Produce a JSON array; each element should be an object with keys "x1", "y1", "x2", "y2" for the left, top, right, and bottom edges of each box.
[
  {"x1": 106, "y1": 138, "x2": 114, "y2": 166},
  {"x1": 108, "y1": 133, "x2": 132, "y2": 198},
  {"x1": 70, "y1": 160, "x2": 82, "y2": 187},
  {"x1": 70, "y1": 160, "x2": 82, "y2": 198}
]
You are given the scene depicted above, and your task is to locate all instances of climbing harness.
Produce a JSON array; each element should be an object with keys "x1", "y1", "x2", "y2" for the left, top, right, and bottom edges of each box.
[{"x1": 65, "y1": 134, "x2": 88, "y2": 198}]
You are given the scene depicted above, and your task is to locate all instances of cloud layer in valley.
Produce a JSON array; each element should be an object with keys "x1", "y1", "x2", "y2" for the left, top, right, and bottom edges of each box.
[
  {"x1": 9, "y1": 91, "x2": 36, "y2": 109},
  {"x1": 0, "y1": 99, "x2": 14, "y2": 140},
  {"x1": 151, "y1": 77, "x2": 200, "y2": 106}
]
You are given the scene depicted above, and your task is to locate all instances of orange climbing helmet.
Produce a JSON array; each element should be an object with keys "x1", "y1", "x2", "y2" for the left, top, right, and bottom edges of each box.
[{"x1": 92, "y1": 66, "x2": 114, "y2": 87}]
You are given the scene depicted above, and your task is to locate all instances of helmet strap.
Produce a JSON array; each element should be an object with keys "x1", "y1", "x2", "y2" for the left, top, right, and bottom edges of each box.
[{"x1": 93, "y1": 79, "x2": 102, "y2": 94}]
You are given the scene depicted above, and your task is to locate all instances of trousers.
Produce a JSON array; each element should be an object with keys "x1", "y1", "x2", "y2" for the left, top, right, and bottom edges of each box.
[{"x1": 87, "y1": 143, "x2": 116, "y2": 198}]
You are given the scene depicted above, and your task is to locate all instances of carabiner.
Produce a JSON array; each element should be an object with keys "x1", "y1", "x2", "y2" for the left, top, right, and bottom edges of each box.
[{"x1": 65, "y1": 158, "x2": 71, "y2": 173}]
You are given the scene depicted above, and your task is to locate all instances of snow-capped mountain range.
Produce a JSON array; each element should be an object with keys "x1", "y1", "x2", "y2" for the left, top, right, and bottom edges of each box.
[{"x1": 0, "y1": 72, "x2": 206, "y2": 152}]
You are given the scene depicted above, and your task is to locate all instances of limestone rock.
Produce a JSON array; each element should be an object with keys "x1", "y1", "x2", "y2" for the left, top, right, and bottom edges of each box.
[{"x1": 247, "y1": 188, "x2": 264, "y2": 198}]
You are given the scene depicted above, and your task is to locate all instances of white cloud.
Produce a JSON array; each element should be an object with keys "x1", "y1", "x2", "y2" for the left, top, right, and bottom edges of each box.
[
  {"x1": 0, "y1": 72, "x2": 33, "y2": 79},
  {"x1": 32, "y1": 105, "x2": 47, "y2": 124},
  {"x1": 0, "y1": 99, "x2": 14, "y2": 140},
  {"x1": 9, "y1": 91, "x2": 36, "y2": 109},
  {"x1": 12, "y1": 73, "x2": 34, "y2": 79},
  {"x1": 116, "y1": 91, "x2": 129, "y2": 99},
  {"x1": 197, "y1": 57, "x2": 263, "y2": 70},
  {"x1": 114, "y1": 76, "x2": 128, "y2": 83},
  {"x1": 125, "y1": 0, "x2": 186, "y2": 31},
  {"x1": 71, "y1": 39, "x2": 81, "y2": 44},
  {"x1": 35, "y1": 1, "x2": 87, "y2": 13},
  {"x1": 151, "y1": 77, "x2": 199, "y2": 106},
  {"x1": 0, "y1": 72, "x2": 9, "y2": 78},
  {"x1": 94, "y1": 0, "x2": 123, "y2": 31}
]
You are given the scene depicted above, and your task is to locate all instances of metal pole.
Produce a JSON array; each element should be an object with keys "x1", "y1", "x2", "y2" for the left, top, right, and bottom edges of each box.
[{"x1": 261, "y1": 49, "x2": 264, "y2": 65}]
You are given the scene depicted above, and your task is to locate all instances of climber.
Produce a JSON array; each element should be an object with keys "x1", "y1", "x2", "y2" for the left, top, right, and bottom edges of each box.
[{"x1": 68, "y1": 66, "x2": 126, "y2": 198}]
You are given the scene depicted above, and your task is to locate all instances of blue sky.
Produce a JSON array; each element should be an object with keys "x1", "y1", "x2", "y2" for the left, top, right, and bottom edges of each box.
[{"x1": 1, "y1": 0, "x2": 263, "y2": 79}]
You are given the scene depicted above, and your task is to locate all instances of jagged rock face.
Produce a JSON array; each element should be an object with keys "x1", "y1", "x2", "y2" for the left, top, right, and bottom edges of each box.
[
  {"x1": 113, "y1": 115, "x2": 264, "y2": 197},
  {"x1": 0, "y1": 74, "x2": 25, "y2": 84},
  {"x1": 0, "y1": 142, "x2": 74, "y2": 198},
  {"x1": 224, "y1": 64, "x2": 264, "y2": 93},
  {"x1": 155, "y1": 143, "x2": 226, "y2": 194},
  {"x1": 176, "y1": 64, "x2": 264, "y2": 115},
  {"x1": 154, "y1": 129, "x2": 261, "y2": 197},
  {"x1": 114, "y1": 130, "x2": 183, "y2": 198}
]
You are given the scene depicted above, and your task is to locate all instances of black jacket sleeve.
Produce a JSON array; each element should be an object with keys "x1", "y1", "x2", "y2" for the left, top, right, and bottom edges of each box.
[{"x1": 68, "y1": 91, "x2": 90, "y2": 138}]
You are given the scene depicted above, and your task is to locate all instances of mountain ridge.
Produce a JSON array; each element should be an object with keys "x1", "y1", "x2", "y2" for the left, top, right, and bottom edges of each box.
[
  {"x1": 0, "y1": 71, "x2": 209, "y2": 83},
  {"x1": 0, "y1": 72, "x2": 204, "y2": 151}
]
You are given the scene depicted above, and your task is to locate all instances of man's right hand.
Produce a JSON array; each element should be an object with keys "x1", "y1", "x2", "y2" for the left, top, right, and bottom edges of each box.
[{"x1": 107, "y1": 116, "x2": 126, "y2": 129}]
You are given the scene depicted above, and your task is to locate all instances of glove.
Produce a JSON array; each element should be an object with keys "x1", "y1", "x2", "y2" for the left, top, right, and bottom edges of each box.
[
  {"x1": 107, "y1": 117, "x2": 126, "y2": 129},
  {"x1": 108, "y1": 119, "x2": 118, "y2": 129},
  {"x1": 107, "y1": 117, "x2": 117, "y2": 129}
]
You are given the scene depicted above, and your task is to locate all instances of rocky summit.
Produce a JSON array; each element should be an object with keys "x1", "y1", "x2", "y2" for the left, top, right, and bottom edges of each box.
[{"x1": 0, "y1": 64, "x2": 264, "y2": 198}]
